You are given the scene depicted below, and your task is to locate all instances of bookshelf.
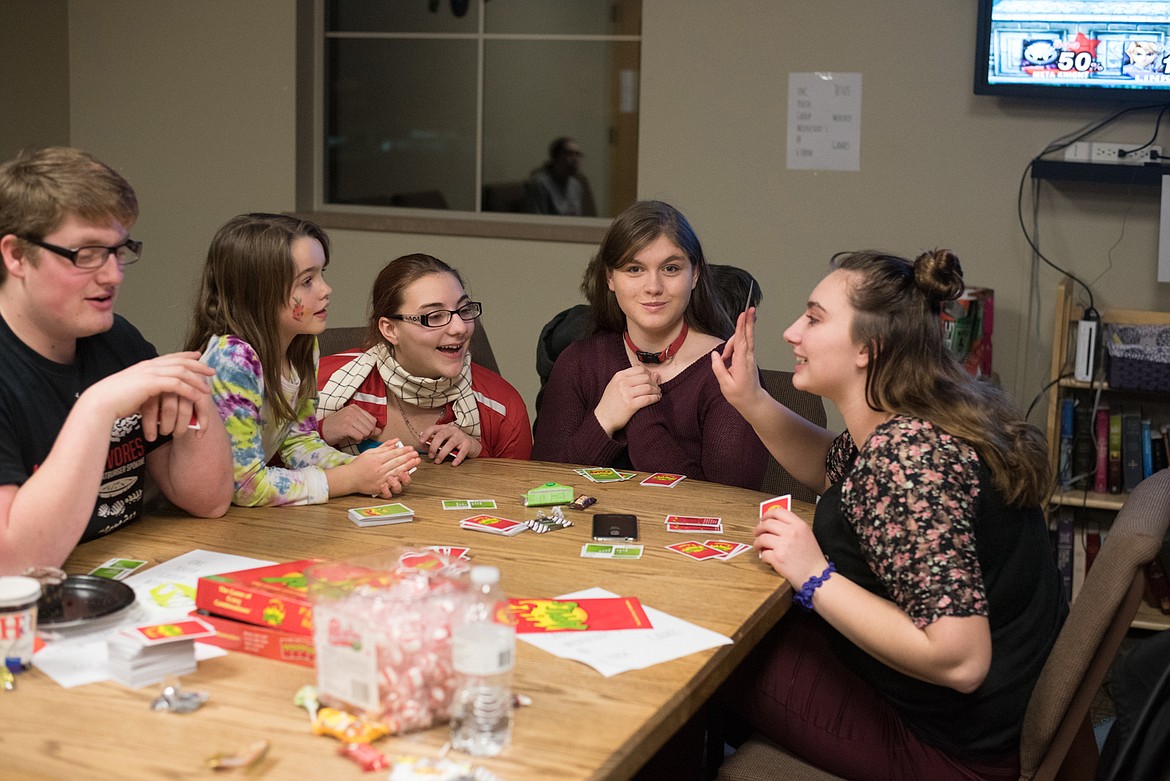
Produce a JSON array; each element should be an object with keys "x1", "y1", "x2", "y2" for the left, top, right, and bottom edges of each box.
[{"x1": 1045, "y1": 278, "x2": 1170, "y2": 631}]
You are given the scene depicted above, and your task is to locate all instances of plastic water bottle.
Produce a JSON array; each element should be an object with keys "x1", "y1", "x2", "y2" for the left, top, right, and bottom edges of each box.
[{"x1": 450, "y1": 565, "x2": 515, "y2": 756}]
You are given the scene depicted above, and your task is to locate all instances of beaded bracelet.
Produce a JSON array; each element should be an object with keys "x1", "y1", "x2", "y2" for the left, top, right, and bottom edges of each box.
[{"x1": 793, "y1": 562, "x2": 836, "y2": 610}]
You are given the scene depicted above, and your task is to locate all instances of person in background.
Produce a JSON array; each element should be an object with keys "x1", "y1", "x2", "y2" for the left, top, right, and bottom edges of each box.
[
  {"x1": 0, "y1": 147, "x2": 232, "y2": 573},
  {"x1": 317, "y1": 253, "x2": 531, "y2": 464},
  {"x1": 184, "y1": 213, "x2": 419, "y2": 507},
  {"x1": 712, "y1": 249, "x2": 1065, "y2": 780},
  {"x1": 524, "y1": 137, "x2": 597, "y2": 217},
  {"x1": 533, "y1": 200, "x2": 766, "y2": 490}
]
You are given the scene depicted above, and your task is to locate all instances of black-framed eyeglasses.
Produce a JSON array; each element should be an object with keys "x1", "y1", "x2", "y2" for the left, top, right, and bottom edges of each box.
[
  {"x1": 19, "y1": 236, "x2": 142, "y2": 269},
  {"x1": 386, "y1": 301, "x2": 482, "y2": 328}
]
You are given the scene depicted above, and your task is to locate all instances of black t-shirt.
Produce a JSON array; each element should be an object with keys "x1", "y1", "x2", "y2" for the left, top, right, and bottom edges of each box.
[
  {"x1": 0, "y1": 314, "x2": 163, "y2": 542},
  {"x1": 814, "y1": 417, "x2": 1067, "y2": 761}
]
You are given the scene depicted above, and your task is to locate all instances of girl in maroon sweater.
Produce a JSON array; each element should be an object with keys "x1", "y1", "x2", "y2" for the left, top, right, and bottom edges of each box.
[{"x1": 532, "y1": 200, "x2": 766, "y2": 490}]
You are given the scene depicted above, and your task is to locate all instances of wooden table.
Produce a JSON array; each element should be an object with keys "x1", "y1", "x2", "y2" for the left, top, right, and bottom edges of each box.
[{"x1": 2, "y1": 459, "x2": 810, "y2": 781}]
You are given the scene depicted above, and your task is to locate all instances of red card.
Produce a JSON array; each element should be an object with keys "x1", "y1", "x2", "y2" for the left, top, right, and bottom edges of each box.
[
  {"x1": 666, "y1": 541, "x2": 724, "y2": 561},
  {"x1": 704, "y1": 539, "x2": 751, "y2": 559},
  {"x1": 508, "y1": 597, "x2": 652, "y2": 633},
  {"x1": 641, "y1": 472, "x2": 686, "y2": 487},
  {"x1": 665, "y1": 515, "x2": 722, "y2": 527},
  {"x1": 460, "y1": 514, "x2": 526, "y2": 535},
  {"x1": 122, "y1": 618, "x2": 217, "y2": 646},
  {"x1": 759, "y1": 494, "x2": 791, "y2": 519}
]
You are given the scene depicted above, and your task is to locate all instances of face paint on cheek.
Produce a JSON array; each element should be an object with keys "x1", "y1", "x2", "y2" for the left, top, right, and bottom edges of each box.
[{"x1": 291, "y1": 296, "x2": 305, "y2": 322}]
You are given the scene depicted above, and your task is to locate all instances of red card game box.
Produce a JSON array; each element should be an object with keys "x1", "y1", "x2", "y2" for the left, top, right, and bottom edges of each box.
[
  {"x1": 192, "y1": 610, "x2": 315, "y2": 668},
  {"x1": 196, "y1": 559, "x2": 320, "y2": 636}
]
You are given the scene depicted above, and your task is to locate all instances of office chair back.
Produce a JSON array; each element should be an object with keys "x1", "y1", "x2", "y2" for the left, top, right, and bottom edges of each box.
[
  {"x1": 1020, "y1": 467, "x2": 1170, "y2": 780},
  {"x1": 758, "y1": 369, "x2": 826, "y2": 504},
  {"x1": 316, "y1": 320, "x2": 499, "y2": 376}
]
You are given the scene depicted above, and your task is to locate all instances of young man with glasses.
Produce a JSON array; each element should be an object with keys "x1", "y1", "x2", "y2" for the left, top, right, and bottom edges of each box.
[{"x1": 0, "y1": 147, "x2": 232, "y2": 573}]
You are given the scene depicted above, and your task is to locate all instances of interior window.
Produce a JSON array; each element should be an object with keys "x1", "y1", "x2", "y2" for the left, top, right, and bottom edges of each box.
[{"x1": 320, "y1": 0, "x2": 641, "y2": 220}]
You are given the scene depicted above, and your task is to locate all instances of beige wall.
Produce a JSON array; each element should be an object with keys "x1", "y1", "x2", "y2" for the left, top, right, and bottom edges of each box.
[
  {"x1": 0, "y1": 0, "x2": 69, "y2": 158},
  {"x1": 14, "y1": 0, "x2": 1170, "y2": 427}
]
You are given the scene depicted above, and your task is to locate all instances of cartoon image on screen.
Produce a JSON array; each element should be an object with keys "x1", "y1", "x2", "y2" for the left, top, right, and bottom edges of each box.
[{"x1": 985, "y1": 0, "x2": 1170, "y2": 91}]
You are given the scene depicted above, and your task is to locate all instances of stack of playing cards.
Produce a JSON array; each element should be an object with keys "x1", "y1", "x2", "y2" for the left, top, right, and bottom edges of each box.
[
  {"x1": 575, "y1": 467, "x2": 637, "y2": 483},
  {"x1": 348, "y1": 502, "x2": 414, "y2": 527},
  {"x1": 665, "y1": 540, "x2": 751, "y2": 561},
  {"x1": 664, "y1": 515, "x2": 723, "y2": 534},
  {"x1": 460, "y1": 514, "x2": 528, "y2": 536},
  {"x1": 107, "y1": 618, "x2": 216, "y2": 688},
  {"x1": 640, "y1": 472, "x2": 686, "y2": 488}
]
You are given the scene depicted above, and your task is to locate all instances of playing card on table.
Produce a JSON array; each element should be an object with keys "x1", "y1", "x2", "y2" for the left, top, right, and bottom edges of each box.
[
  {"x1": 759, "y1": 494, "x2": 791, "y2": 519},
  {"x1": 460, "y1": 514, "x2": 528, "y2": 536},
  {"x1": 441, "y1": 499, "x2": 497, "y2": 511},
  {"x1": 422, "y1": 545, "x2": 472, "y2": 560},
  {"x1": 665, "y1": 540, "x2": 725, "y2": 561},
  {"x1": 580, "y1": 543, "x2": 644, "y2": 560},
  {"x1": 664, "y1": 515, "x2": 721, "y2": 528},
  {"x1": 348, "y1": 502, "x2": 414, "y2": 526},
  {"x1": 703, "y1": 539, "x2": 752, "y2": 560},
  {"x1": 640, "y1": 472, "x2": 686, "y2": 488},
  {"x1": 90, "y1": 558, "x2": 149, "y2": 580},
  {"x1": 577, "y1": 467, "x2": 626, "y2": 483},
  {"x1": 665, "y1": 515, "x2": 723, "y2": 534}
]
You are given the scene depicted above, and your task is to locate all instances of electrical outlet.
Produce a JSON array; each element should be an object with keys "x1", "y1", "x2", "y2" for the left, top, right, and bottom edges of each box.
[{"x1": 1089, "y1": 142, "x2": 1162, "y2": 165}]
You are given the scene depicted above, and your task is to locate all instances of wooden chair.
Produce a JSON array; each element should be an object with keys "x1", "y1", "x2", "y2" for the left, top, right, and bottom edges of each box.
[
  {"x1": 316, "y1": 320, "x2": 499, "y2": 376},
  {"x1": 758, "y1": 369, "x2": 826, "y2": 505},
  {"x1": 717, "y1": 468, "x2": 1170, "y2": 781}
]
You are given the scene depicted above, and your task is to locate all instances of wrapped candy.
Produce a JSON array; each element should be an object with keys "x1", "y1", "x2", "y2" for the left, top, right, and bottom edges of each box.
[{"x1": 307, "y1": 550, "x2": 469, "y2": 735}]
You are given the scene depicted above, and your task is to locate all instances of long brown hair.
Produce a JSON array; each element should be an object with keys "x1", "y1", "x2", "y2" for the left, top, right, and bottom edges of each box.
[
  {"x1": 184, "y1": 213, "x2": 330, "y2": 425},
  {"x1": 835, "y1": 249, "x2": 1050, "y2": 506},
  {"x1": 581, "y1": 200, "x2": 733, "y2": 339}
]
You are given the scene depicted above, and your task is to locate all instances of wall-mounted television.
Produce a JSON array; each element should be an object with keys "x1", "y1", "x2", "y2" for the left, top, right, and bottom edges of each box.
[{"x1": 975, "y1": 0, "x2": 1170, "y2": 102}]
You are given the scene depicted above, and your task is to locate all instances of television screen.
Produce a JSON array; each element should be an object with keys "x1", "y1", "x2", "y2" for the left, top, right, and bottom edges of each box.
[{"x1": 975, "y1": 0, "x2": 1170, "y2": 102}]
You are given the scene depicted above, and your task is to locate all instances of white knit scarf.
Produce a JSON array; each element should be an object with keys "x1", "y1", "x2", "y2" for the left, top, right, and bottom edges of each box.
[{"x1": 318, "y1": 342, "x2": 481, "y2": 449}]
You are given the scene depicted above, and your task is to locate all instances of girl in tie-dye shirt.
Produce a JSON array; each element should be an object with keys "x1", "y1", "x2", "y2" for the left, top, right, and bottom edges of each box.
[{"x1": 184, "y1": 214, "x2": 418, "y2": 506}]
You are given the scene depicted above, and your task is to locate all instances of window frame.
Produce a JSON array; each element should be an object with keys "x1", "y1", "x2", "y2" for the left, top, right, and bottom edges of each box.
[{"x1": 295, "y1": 0, "x2": 639, "y2": 243}]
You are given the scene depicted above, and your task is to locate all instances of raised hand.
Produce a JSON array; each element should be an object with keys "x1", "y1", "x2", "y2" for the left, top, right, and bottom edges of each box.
[{"x1": 711, "y1": 308, "x2": 765, "y2": 412}]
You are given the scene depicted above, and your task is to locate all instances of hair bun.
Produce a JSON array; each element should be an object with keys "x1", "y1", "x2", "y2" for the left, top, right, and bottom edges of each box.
[{"x1": 912, "y1": 249, "x2": 964, "y2": 304}]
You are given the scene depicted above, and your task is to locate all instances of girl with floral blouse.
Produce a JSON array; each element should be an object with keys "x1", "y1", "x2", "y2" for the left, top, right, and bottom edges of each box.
[{"x1": 713, "y1": 249, "x2": 1065, "y2": 780}]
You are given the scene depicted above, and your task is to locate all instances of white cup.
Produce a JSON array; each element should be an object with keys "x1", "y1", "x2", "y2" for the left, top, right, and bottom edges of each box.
[{"x1": 0, "y1": 576, "x2": 43, "y2": 668}]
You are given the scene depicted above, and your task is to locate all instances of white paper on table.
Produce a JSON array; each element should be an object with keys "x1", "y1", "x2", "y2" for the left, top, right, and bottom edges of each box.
[
  {"x1": 517, "y1": 587, "x2": 732, "y2": 677},
  {"x1": 33, "y1": 549, "x2": 273, "y2": 688}
]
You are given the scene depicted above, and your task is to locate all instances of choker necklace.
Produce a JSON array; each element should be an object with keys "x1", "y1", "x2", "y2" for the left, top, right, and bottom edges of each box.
[{"x1": 624, "y1": 322, "x2": 688, "y2": 364}]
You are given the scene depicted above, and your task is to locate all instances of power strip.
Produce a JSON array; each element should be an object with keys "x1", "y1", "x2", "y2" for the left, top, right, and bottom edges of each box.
[{"x1": 1064, "y1": 141, "x2": 1162, "y2": 165}]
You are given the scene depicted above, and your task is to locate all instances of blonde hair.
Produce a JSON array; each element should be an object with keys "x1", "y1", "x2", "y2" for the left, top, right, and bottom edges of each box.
[{"x1": 0, "y1": 147, "x2": 138, "y2": 282}]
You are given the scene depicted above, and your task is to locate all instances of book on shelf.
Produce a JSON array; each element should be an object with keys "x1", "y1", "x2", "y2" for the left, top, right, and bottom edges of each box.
[
  {"x1": 1059, "y1": 398, "x2": 1075, "y2": 489},
  {"x1": 1142, "y1": 419, "x2": 1154, "y2": 480},
  {"x1": 1108, "y1": 412, "x2": 1123, "y2": 493},
  {"x1": 1054, "y1": 507, "x2": 1074, "y2": 605},
  {"x1": 1152, "y1": 429, "x2": 1169, "y2": 475},
  {"x1": 1071, "y1": 403, "x2": 1094, "y2": 490},
  {"x1": 1094, "y1": 408, "x2": 1110, "y2": 493},
  {"x1": 1122, "y1": 411, "x2": 1144, "y2": 492}
]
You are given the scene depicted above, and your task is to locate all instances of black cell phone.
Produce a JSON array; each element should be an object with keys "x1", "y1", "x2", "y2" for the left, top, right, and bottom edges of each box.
[{"x1": 592, "y1": 513, "x2": 638, "y2": 541}]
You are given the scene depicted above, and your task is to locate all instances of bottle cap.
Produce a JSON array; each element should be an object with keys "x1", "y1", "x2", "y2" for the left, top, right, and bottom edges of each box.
[{"x1": 470, "y1": 565, "x2": 500, "y2": 586}]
